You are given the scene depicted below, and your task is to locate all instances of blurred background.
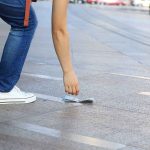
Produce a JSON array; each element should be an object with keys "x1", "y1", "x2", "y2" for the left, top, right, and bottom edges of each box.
[{"x1": 69, "y1": 0, "x2": 150, "y2": 7}]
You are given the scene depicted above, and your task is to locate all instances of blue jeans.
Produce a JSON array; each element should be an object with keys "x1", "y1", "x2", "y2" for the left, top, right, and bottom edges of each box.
[{"x1": 0, "y1": 0, "x2": 38, "y2": 92}]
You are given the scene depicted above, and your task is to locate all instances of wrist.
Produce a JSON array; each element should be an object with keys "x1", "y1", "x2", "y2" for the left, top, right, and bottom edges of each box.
[{"x1": 63, "y1": 68, "x2": 74, "y2": 74}]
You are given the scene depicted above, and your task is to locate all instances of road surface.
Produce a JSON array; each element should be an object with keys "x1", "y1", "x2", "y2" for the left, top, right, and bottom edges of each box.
[{"x1": 0, "y1": 2, "x2": 150, "y2": 150}]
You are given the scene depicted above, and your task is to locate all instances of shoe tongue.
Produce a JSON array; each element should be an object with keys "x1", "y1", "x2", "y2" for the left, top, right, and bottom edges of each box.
[{"x1": 14, "y1": 86, "x2": 21, "y2": 93}]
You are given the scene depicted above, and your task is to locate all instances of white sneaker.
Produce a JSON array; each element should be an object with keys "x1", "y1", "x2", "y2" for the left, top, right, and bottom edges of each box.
[{"x1": 0, "y1": 86, "x2": 36, "y2": 104}]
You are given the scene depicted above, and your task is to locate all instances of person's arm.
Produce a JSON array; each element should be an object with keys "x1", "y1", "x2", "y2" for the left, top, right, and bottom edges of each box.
[{"x1": 51, "y1": 0, "x2": 79, "y2": 95}]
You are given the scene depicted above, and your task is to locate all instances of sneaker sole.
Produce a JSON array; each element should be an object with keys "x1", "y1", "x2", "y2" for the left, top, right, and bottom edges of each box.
[{"x1": 0, "y1": 96, "x2": 37, "y2": 104}]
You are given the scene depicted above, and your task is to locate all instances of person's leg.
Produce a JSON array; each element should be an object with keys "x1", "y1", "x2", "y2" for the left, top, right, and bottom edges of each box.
[{"x1": 0, "y1": 0, "x2": 38, "y2": 92}]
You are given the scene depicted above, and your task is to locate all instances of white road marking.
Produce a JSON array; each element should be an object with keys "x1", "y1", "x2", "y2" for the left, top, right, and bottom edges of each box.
[
  {"x1": 22, "y1": 72, "x2": 62, "y2": 81},
  {"x1": 110, "y1": 73, "x2": 150, "y2": 80},
  {"x1": 139, "y1": 92, "x2": 150, "y2": 96},
  {"x1": 6, "y1": 121, "x2": 126, "y2": 150},
  {"x1": 23, "y1": 72, "x2": 150, "y2": 81},
  {"x1": 34, "y1": 93, "x2": 64, "y2": 103},
  {"x1": 34, "y1": 93, "x2": 82, "y2": 106}
]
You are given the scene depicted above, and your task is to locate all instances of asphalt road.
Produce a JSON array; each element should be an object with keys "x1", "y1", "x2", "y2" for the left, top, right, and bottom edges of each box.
[{"x1": 0, "y1": 2, "x2": 150, "y2": 150}]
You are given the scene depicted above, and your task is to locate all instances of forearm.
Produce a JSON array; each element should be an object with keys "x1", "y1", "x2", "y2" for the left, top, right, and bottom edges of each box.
[
  {"x1": 52, "y1": 29, "x2": 73, "y2": 74},
  {"x1": 51, "y1": 0, "x2": 79, "y2": 95}
]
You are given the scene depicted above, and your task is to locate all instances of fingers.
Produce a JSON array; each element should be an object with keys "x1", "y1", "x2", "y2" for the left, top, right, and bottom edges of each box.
[
  {"x1": 65, "y1": 84, "x2": 79, "y2": 95},
  {"x1": 63, "y1": 70, "x2": 80, "y2": 96},
  {"x1": 65, "y1": 86, "x2": 69, "y2": 93},
  {"x1": 68, "y1": 86, "x2": 73, "y2": 95},
  {"x1": 76, "y1": 83, "x2": 80, "y2": 95},
  {"x1": 72, "y1": 86, "x2": 76, "y2": 95},
  {"x1": 65, "y1": 85, "x2": 72, "y2": 95}
]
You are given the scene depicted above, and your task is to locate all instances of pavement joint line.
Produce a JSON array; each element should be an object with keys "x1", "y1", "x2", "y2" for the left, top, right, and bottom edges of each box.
[
  {"x1": 5, "y1": 121, "x2": 126, "y2": 150},
  {"x1": 110, "y1": 73, "x2": 150, "y2": 80},
  {"x1": 22, "y1": 72, "x2": 62, "y2": 81},
  {"x1": 34, "y1": 92, "x2": 82, "y2": 106}
]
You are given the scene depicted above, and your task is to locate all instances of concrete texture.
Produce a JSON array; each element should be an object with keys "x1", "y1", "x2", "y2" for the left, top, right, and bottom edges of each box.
[{"x1": 0, "y1": 1, "x2": 150, "y2": 150}]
